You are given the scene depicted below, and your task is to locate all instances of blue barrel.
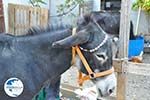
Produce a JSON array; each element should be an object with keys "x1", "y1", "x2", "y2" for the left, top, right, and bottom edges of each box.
[{"x1": 128, "y1": 36, "x2": 144, "y2": 58}]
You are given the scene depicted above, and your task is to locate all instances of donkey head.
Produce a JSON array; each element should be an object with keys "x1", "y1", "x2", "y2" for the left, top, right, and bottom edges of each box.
[{"x1": 52, "y1": 14, "x2": 116, "y2": 97}]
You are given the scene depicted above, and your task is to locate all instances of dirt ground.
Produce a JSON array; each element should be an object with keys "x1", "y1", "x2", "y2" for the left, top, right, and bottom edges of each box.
[
  {"x1": 126, "y1": 53, "x2": 150, "y2": 100},
  {"x1": 61, "y1": 52, "x2": 150, "y2": 100}
]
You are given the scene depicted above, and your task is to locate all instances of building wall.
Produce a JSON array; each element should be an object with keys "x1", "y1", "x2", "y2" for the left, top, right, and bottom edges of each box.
[
  {"x1": 49, "y1": 0, "x2": 78, "y2": 25},
  {"x1": 49, "y1": 0, "x2": 101, "y2": 25},
  {"x1": 130, "y1": 0, "x2": 149, "y2": 36}
]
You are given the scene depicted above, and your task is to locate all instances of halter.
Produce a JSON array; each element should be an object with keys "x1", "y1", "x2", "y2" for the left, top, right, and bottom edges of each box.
[
  {"x1": 72, "y1": 28, "x2": 114, "y2": 86},
  {"x1": 79, "y1": 18, "x2": 108, "y2": 53},
  {"x1": 80, "y1": 34, "x2": 108, "y2": 53}
]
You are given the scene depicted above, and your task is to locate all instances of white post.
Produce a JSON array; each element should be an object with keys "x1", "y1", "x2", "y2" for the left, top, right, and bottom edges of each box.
[{"x1": 135, "y1": 7, "x2": 141, "y2": 36}]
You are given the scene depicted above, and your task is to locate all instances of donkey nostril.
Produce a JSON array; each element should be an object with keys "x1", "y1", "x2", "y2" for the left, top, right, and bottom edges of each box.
[
  {"x1": 108, "y1": 89, "x2": 113, "y2": 94},
  {"x1": 98, "y1": 88, "x2": 103, "y2": 97}
]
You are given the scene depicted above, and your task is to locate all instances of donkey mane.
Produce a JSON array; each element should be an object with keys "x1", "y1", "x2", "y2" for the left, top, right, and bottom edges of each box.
[{"x1": 22, "y1": 23, "x2": 72, "y2": 36}]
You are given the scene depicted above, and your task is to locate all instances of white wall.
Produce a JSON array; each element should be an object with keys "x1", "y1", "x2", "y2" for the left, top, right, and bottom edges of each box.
[
  {"x1": 49, "y1": 0, "x2": 100, "y2": 25},
  {"x1": 131, "y1": 10, "x2": 149, "y2": 35},
  {"x1": 49, "y1": 0, "x2": 79, "y2": 25},
  {"x1": 130, "y1": 0, "x2": 149, "y2": 36},
  {"x1": 93, "y1": 0, "x2": 101, "y2": 11},
  {"x1": 3, "y1": 0, "x2": 49, "y2": 32}
]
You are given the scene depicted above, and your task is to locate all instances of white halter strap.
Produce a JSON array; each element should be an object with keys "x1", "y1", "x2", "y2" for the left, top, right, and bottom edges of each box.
[
  {"x1": 79, "y1": 34, "x2": 108, "y2": 52},
  {"x1": 79, "y1": 18, "x2": 108, "y2": 53}
]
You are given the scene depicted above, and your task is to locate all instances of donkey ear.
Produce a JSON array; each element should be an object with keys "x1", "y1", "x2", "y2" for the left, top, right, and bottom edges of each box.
[
  {"x1": 52, "y1": 34, "x2": 89, "y2": 48},
  {"x1": 77, "y1": 14, "x2": 91, "y2": 26}
]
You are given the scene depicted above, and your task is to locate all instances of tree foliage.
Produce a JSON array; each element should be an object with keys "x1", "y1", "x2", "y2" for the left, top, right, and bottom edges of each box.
[
  {"x1": 57, "y1": 0, "x2": 85, "y2": 16},
  {"x1": 28, "y1": 0, "x2": 85, "y2": 17},
  {"x1": 29, "y1": 0, "x2": 47, "y2": 7},
  {"x1": 132, "y1": 0, "x2": 150, "y2": 12}
]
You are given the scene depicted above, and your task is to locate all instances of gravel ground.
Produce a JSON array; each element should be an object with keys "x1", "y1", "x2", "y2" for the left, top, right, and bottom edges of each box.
[
  {"x1": 126, "y1": 73, "x2": 150, "y2": 100},
  {"x1": 61, "y1": 53, "x2": 150, "y2": 100},
  {"x1": 126, "y1": 53, "x2": 150, "y2": 100}
]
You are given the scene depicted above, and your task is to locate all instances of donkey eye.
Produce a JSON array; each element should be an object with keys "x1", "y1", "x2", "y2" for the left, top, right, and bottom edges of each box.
[{"x1": 96, "y1": 54, "x2": 105, "y2": 59}]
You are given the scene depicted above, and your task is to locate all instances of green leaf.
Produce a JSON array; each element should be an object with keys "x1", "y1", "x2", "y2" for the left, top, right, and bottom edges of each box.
[
  {"x1": 39, "y1": 1, "x2": 47, "y2": 4},
  {"x1": 132, "y1": 0, "x2": 150, "y2": 12},
  {"x1": 29, "y1": 0, "x2": 47, "y2": 7}
]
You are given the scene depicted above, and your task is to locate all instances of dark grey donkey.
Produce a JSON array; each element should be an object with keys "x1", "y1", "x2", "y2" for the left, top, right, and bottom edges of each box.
[
  {"x1": 83, "y1": 11, "x2": 135, "y2": 39},
  {"x1": 0, "y1": 15, "x2": 116, "y2": 100},
  {"x1": 53, "y1": 14, "x2": 116, "y2": 97},
  {"x1": 80, "y1": 11, "x2": 134, "y2": 58}
]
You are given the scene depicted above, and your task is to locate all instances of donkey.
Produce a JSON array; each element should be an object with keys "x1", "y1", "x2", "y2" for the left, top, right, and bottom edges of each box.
[
  {"x1": 53, "y1": 14, "x2": 116, "y2": 97},
  {"x1": 78, "y1": 11, "x2": 135, "y2": 58},
  {"x1": 0, "y1": 17, "x2": 116, "y2": 100},
  {"x1": 82, "y1": 11, "x2": 135, "y2": 39}
]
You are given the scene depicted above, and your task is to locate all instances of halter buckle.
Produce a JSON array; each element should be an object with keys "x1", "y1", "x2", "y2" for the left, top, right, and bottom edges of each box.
[{"x1": 89, "y1": 73, "x2": 95, "y2": 79}]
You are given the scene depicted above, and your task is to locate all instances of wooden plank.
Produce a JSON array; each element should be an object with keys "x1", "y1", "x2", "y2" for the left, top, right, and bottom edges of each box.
[
  {"x1": 113, "y1": 59, "x2": 123, "y2": 72},
  {"x1": 0, "y1": 3, "x2": 3, "y2": 14},
  {"x1": 19, "y1": 7, "x2": 23, "y2": 33},
  {"x1": 116, "y1": 0, "x2": 131, "y2": 100},
  {"x1": 26, "y1": 7, "x2": 30, "y2": 30},
  {"x1": 113, "y1": 59, "x2": 150, "y2": 75},
  {"x1": 0, "y1": 0, "x2": 5, "y2": 32},
  {"x1": 118, "y1": 2, "x2": 131, "y2": 58},
  {"x1": 127, "y1": 62, "x2": 150, "y2": 76},
  {"x1": 16, "y1": 8, "x2": 21, "y2": 35},
  {"x1": 15, "y1": 24, "x2": 29, "y2": 28},
  {"x1": 8, "y1": 4, "x2": 15, "y2": 34},
  {"x1": 60, "y1": 83, "x2": 116, "y2": 100},
  {"x1": 40, "y1": 8, "x2": 48, "y2": 26},
  {"x1": 8, "y1": 3, "x2": 48, "y2": 35},
  {"x1": 60, "y1": 83, "x2": 80, "y2": 100},
  {"x1": 36, "y1": 7, "x2": 41, "y2": 25},
  {"x1": 117, "y1": 72, "x2": 126, "y2": 100}
]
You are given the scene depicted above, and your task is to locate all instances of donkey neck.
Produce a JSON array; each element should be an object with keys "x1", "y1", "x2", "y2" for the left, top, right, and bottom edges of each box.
[{"x1": 14, "y1": 29, "x2": 72, "y2": 49}]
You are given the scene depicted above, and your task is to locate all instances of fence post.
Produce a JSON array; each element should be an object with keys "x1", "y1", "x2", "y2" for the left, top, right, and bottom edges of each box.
[
  {"x1": 8, "y1": 4, "x2": 16, "y2": 34},
  {"x1": 117, "y1": 0, "x2": 131, "y2": 100}
]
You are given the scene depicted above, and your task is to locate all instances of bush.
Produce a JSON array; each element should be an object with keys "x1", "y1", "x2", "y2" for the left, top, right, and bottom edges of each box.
[{"x1": 132, "y1": 0, "x2": 150, "y2": 12}]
